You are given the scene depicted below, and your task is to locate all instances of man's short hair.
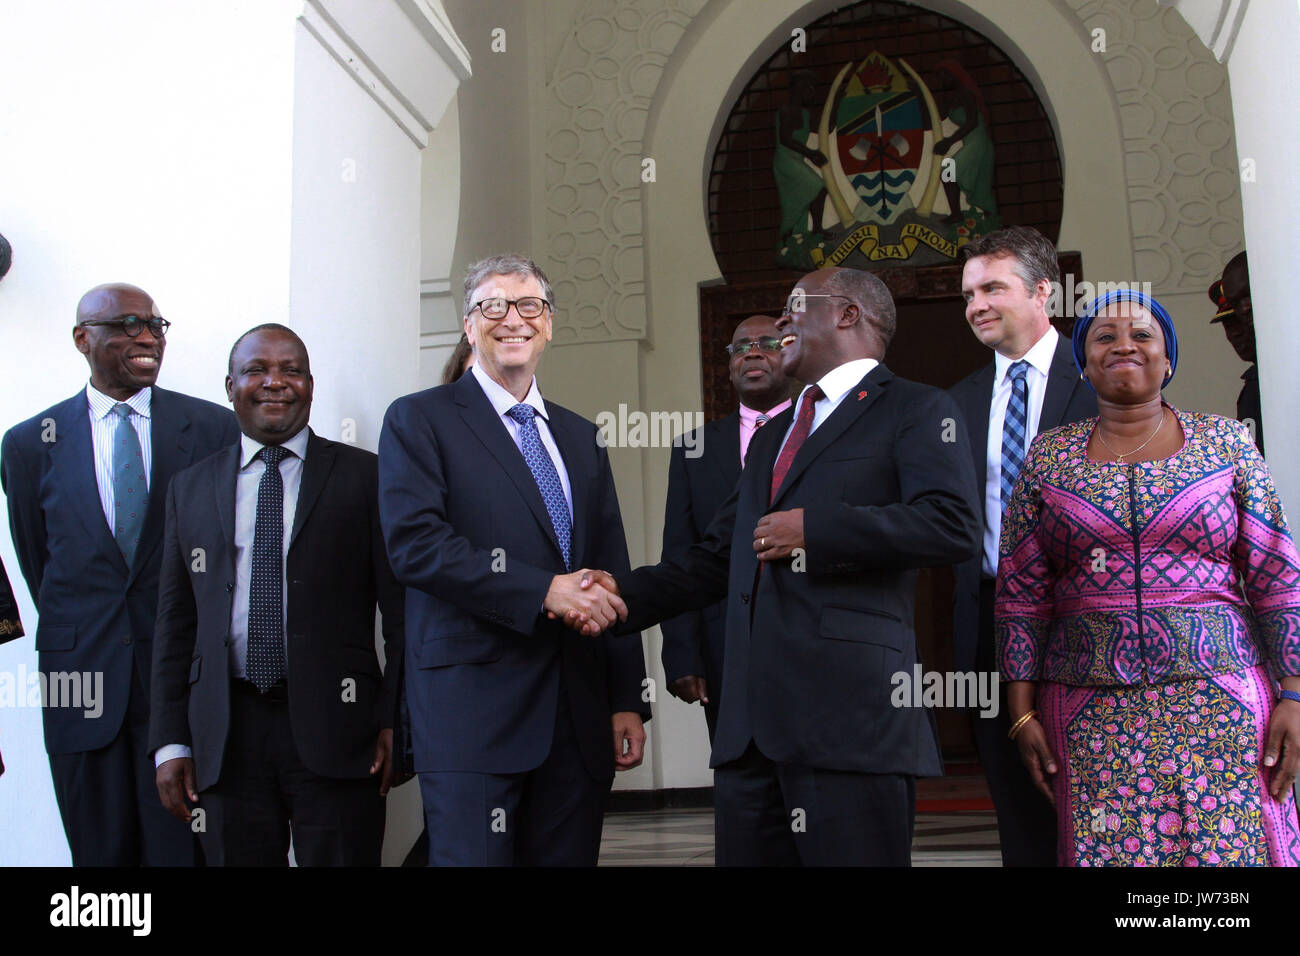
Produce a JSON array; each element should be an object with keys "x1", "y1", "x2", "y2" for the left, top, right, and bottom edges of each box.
[
  {"x1": 823, "y1": 268, "x2": 897, "y2": 352},
  {"x1": 462, "y1": 254, "x2": 555, "y2": 315},
  {"x1": 228, "y1": 323, "x2": 307, "y2": 375},
  {"x1": 960, "y1": 225, "x2": 1060, "y2": 295}
]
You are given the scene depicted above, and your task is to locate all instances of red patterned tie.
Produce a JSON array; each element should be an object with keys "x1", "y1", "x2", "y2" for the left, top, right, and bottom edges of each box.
[{"x1": 769, "y1": 385, "x2": 824, "y2": 504}]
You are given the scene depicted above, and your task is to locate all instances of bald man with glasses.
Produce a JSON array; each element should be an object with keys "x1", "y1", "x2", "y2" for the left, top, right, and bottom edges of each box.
[{"x1": 2, "y1": 282, "x2": 238, "y2": 865}]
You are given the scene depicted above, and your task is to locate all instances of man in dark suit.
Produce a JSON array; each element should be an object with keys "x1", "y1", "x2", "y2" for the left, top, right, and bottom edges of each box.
[
  {"x1": 1, "y1": 282, "x2": 238, "y2": 865},
  {"x1": 148, "y1": 325, "x2": 402, "y2": 866},
  {"x1": 1210, "y1": 251, "x2": 1263, "y2": 455},
  {"x1": 585, "y1": 265, "x2": 981, "y2": 866},
  {"x1": 379, "y1": 254, "x2": 649, "y2": 867},
  {"x1": 948, "y1": 225, "x2": 1097, "y2": 866},
  {"x1": 661, "y1": 314, "x2": 792, "y2": 740}
]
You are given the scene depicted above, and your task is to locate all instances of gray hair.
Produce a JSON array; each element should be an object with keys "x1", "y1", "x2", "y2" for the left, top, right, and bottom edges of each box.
[
  {"x1": 960, "y1": 225, "x2": 1060, "y2": 295},
  {"x1": 462, "y1": 254, "x2": 555, "y2": 315},
  {"x1": 823, "y1": 267, "x2": 897, "y2": 352}
]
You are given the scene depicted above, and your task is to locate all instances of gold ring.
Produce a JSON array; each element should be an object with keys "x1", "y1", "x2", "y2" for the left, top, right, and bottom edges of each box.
[{"x1": 761, "y1": 537, "x2": 766, "y2": 548}]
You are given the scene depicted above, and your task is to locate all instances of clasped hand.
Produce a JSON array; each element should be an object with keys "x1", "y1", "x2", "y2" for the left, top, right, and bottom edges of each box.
[{"x1": 545, "y1": 569, "x2": 626, "y2": 636}]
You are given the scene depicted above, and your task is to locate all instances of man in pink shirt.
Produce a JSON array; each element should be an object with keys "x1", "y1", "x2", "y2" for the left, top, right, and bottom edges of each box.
[{"x1": 660, "y1": 315, "x2": 794, "y2": 739}]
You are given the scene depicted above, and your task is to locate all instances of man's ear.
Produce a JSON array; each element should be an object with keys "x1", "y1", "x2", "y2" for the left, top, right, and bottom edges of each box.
[
  {"x1": 73, "y1": 324, "x2": 89, "y2": 355},
  {"x1": 224, "y1": 374, "x2": 235, "y2": 402}
]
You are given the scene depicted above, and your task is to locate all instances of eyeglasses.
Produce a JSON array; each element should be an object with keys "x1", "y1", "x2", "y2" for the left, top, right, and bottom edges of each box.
[
  {"x1": 78, "y1": 315, "x2": 171, "y2": 338},
  {"x1": 725, "y1": 338, "x2": 783, "y2": 356},
  {"x1": 468, "y1": 297, "x2": 551, "y2": 320},
  {"x1": 781, "y1": 293, "x2": 853, "y2": 316}
]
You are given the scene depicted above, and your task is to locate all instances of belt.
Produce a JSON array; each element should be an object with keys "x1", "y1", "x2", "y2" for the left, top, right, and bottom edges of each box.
[{"x1": 233, "y1": 678, "x2": 288, "y2": 703}]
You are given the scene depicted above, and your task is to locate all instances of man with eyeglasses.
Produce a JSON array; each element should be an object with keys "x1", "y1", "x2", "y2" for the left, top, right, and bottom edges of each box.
[
  {"x1": 1, "y1": 282, "x2": 238, "y2": 865},
  {"x1": 591, "y1": 266, "x2": 982, "y2": 865},
  {"x1": 660, "y1": 315, "x2": 794, "y2": 743},
  {"x1": 378, "y1": 254, "x2": 649, "y2": 865}
]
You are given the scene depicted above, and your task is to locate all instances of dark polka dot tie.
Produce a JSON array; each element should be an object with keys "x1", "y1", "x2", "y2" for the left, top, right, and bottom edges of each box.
[
  {"x1": 247, "y1": 445, "x2": 290, "y2": 691},
  {"x1": 506, "y1": 403, "x2": 572, "y2": 570},
  {"x1": 111, "y1": 403, "x2": 147, "y2": 567}
]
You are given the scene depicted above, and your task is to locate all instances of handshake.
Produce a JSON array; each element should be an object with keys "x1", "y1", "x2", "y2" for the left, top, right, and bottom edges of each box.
[{"x1": 544, "y1": 569, "x2": 625, "y2": 636}]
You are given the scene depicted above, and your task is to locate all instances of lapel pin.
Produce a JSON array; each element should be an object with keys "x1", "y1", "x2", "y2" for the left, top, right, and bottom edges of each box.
[{"x1": 857, "y1": 390, "x2": 868, "y2": 400}]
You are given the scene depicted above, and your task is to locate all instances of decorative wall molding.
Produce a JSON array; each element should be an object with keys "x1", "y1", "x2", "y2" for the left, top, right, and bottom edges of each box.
[
  {"x1": 543, "y1": 0, "x2": 709, "y2": 342},
  {"x1": 1067, "y1": 0, "x2": 1244, "y2": 293},
  {"x1": 1156, "y1": 0, "x2": 1247, "y2": 62},
  {"x1": 300, "y1": 0, "x2": 471, "y2": 148}
]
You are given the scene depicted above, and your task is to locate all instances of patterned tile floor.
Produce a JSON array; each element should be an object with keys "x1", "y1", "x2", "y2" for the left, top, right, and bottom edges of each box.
[{"x1": 598, "y1": 807, "x2": 1002, "y2": 866}]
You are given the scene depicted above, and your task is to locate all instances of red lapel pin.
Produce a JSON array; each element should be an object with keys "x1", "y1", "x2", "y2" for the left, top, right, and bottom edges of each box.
[{"x1": 857, "y1": 390, "x2": 868, "y2": 400}]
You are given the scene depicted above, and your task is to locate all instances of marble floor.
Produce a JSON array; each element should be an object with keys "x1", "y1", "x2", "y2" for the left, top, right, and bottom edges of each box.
[{"x1": 598, "y1": 807, "x2": 1002, "y2": 866}]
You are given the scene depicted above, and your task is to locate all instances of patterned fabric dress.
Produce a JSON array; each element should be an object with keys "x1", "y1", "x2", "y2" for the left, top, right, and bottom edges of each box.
[{"x1": 996, "y1": 407, "x2": 1300, "y2": 866}]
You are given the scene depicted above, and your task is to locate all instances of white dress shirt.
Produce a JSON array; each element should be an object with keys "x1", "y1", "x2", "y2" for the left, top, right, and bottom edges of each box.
[
  {"x1": 982, "y1": 325, "x2": 1058, "y2": 577},
  {"x1": 86, "y1": 383, "x2": 152, "y2": 531},
  {"x1": 156, "y1": 425, "x2": 309, "y2": 769},
  {"x1": 777, "y1": 357, "x2": 880, "y2": 456},
  {"x1": 471, "y1": 363, "x2": 573, "y2": 515}
]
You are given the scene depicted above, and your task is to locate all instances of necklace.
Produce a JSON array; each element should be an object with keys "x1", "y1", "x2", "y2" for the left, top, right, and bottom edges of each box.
[{"x1": 1095, "y1": 408, "x2": 1166, "y2": 463}]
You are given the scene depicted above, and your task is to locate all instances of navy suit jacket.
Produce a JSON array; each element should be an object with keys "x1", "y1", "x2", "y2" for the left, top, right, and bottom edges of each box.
[
  {"x1": 378, "y1": 372, "x2": 649, "y2": 781},
  {"x1": 148, "y1": 430, "x2": 404, "y2": 791},
  {"x1": 620, "y1": 364, "x2": 981, "y2": 775},
  {"x1": 1, "y1": 386, "x2": 238, "y2": 754},
  {"x1": 947, "y1": 332, "x2": 1097, "y2": 674},
  {"x1": 659, "y1": 412, "x2": 739, "y2": 689}
]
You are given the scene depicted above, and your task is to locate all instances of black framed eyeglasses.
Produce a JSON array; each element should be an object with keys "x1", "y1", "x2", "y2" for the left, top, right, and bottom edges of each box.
[
  {"x1": 781, "y1": 293, "x2": 853, "y2": 317},
  {"x1": 725, "y1": 337, "x2": 783, "y2": 356},
  {"x1": 468, "y1": 296, "x2": 551, "y2": 320},
  {"x1": 78, "y1": 314, "x2": 171, "y2": 338}
]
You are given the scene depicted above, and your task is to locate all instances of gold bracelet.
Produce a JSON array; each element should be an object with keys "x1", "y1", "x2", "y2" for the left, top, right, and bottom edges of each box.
[{"x1": 1007, "y1": 709, "x2": 1039, "y2": 741}]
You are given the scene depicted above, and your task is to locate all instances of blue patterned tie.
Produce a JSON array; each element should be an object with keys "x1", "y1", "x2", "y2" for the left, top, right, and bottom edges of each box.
[
  {"x1": 1000, "y1": 360, "x2": 1029, "y2": 512},
  {"x1": 247, "y1": 445, "x2": 289, "y2": 691},
  {"x1": 506, "y1": 403, "x2": 572, "y2": 570},
  {"x1": 111, "y1": 403, "x2": 147, "y2": 567}
]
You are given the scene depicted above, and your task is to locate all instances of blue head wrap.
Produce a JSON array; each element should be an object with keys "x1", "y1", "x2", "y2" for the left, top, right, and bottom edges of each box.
[{"x1": 1072, "y1": 288, "x2": 1177, "y2": 389}]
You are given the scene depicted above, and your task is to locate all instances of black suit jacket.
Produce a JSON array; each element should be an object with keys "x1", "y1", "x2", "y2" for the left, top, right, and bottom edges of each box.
[
  {"x1": 1, "y1": 386, "x2": 238, "y2": 754},
  {"x1": 620, "y1": 364, "x2": 981, "y2": 774},
  {"x1": 378, "y1": 372, "x2": 649, "y2": 781},
  {"x1": 946, "y1": 331, "x2": 1097, "y2": 673},
  {"x1": 148, "y1": 430, "x2": 404, "y2": 792},
  {"x1": 659, "y1": 412, "x2": 739, "y2": 688}
]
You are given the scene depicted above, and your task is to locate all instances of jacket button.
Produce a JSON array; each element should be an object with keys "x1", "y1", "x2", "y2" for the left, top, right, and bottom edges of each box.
[
  {"x1": 122, "y1": 635, "x2": 133, "y2": 646},
  {"x1": 226, "y1": 582, "x2": 234, "y2": 593},
  {"x1": 741, "y1": 593, "x2": 750, "y2": 604}
]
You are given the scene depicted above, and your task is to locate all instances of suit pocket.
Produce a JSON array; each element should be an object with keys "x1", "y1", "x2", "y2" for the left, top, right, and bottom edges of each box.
[
  {"x1": 415, "y1": 634, "x2": 502, "y2": 669},
  {"x1": 818, "y1": 605, "x2": 904, "y2": 650},
  {"x1": 35, "y1": 624, "x2": 76, "y2": 651},
  {"x1": 189, "y1": 656, "x2": 202, "y2": 684}
]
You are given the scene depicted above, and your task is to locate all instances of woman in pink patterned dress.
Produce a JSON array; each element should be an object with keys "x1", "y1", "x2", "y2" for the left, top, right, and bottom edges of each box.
[{"x1": 995, "y1": 288, "x2": 1300, "y2": 866}]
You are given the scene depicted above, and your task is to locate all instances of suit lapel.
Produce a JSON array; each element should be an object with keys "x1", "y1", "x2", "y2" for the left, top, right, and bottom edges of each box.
[
  {"x1": 212, "y1": 443, "x2": 240, "y2": 577},
  {"x1": 965, "y1": 363, "x2": 995, "y2": 500},
  {"x1": 1039, "y1": 331, "x2": 1083, "y2": 430},
  {"x1": 546, "y1": 411, "x2": 585, "y2": 568},
  {"x1": 770, "y1": 365, "x2": 892, "y2": 509},
  {"x1": 50, "y1": 392, "x2": 128, "y2": 575},
  {"x1": 715, "y1": 413, "x2": 742, "y2": 487},
  {"x1": 129, "y1": 388, "x2": 194, "y2": 584},
  {"x1": 290, "y1": 431, "x2": 335, "y2": 549},
  {"x1": 455, "y1": 375, "x2": 565, "y2": 566}
]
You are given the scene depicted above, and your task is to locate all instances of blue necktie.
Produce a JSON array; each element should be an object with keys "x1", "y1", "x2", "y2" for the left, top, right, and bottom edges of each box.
[
  {"x1": 247, "y1": 445, "x2": 289, "y2": 691},
  {"x1": 110, "y1": 403, "x2": 147, "y2": 567},
  {"x1": 506, "y1": 403, "x2": 572, "y2": 570},
  {"x1": 1000, "y1": 360, "x2": 1029, "y2": 512}
]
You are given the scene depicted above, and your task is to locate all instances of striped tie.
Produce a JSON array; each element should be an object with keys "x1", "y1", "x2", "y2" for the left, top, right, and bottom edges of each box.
[{"x1": 1000, "y1": 360, "x2": 1029, "y2": 512}]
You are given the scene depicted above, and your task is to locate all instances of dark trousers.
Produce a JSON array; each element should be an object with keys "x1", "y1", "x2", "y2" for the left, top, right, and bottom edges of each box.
[
  {"x1": 198, "y1": 682, "x2": 385, "y2": 866},
  {"x1": 49, "y1": 664, "x2": 197, "y2": 866},
  {"x1": 713, "y1": 741, "x2": 915, "y2": 866},
  {"x1": 974, "y1": 579, "x2": 1057, "y2": 867},
  {"x1": 418, "y1": 690, "x2": 610, "y2": 866}
]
